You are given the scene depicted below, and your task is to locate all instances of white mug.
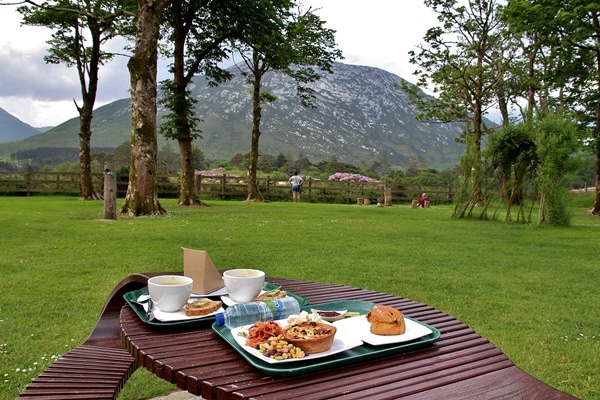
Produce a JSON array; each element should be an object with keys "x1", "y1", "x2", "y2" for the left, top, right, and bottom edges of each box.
[
  {"x1": 223, "y1": 269, "x2": 265, "y2": 303},
  {"x1": 148, "y1": 275, "x2": 193, "y2": 312}
]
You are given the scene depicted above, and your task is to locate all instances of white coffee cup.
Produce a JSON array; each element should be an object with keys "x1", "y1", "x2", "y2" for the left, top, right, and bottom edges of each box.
[
  {"x1": 223, "y1": 269, "x2": 265, "y2": 303},
  {"x1": 148, "y1": 275, "x2": 193, "y2": 312}
]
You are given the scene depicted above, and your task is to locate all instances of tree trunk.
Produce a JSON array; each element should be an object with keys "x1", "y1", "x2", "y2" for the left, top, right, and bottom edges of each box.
[
  {"x1": 78, "y1": 19, "x2": 101, "y2": 201},
  {"x1": 591, "y1": 161, "x2": 600, "y2": 214},
  {"x1": 171, "y1": 1, "x2": 200, "y2": 206},
  {"x1": 589, "y1": 27, "x2": 600, "y2": 215},
  {"x1": 246, "y1": 53, "x2": 265, "y2": 202},
  {"x1": 469, "y1": 98, "x2": 483, "y2": 207},
  {"x1": 120, "y1": 0, "x2": 171, "y2": 216},
  {"x1": 78, "y1": 105, "x2": 100, "y2": 200},
  {"x1": 178, "y1": 138, "x2": 200, "y2": 205}
]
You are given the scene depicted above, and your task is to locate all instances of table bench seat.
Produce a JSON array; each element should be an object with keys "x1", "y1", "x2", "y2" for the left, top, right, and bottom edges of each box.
[
  {"x1": 18, "y1": 274, "x2": 148, "y2": 400},
  {"x1": 20, "y1": 274, "x2": 578, "y2": 399}
]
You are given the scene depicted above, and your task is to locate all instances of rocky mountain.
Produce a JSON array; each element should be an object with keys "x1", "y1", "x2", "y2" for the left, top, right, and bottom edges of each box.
[
  {"x1": 0, "y1": 62, "x2": 468, "y2": 168},
  {"x1": 0, "y1": 108, "x2": 53, "y2": 143}
]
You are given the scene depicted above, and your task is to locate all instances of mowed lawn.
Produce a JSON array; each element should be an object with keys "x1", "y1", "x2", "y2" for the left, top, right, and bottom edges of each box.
[{"x1": 0, "y1": 195, "x2": 598, "y2": 400}]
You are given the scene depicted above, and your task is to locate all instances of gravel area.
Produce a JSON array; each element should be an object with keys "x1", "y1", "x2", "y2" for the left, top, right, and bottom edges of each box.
[{"x1": 145, "y1": 391, "x2": 205, "y2": 400}]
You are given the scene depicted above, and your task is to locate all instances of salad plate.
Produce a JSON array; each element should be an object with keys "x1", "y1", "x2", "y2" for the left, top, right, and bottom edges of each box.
[{"x1": 230, "y1": 320, "x2": 362, "y2": 364}]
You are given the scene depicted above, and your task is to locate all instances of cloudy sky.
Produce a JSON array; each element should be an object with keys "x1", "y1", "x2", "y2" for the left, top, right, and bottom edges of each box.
[{"x1": 0, "y1": 0, "x2": 437, "y2": 127}]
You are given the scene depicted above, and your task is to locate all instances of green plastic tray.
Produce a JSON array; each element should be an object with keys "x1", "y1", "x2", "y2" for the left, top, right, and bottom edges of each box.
[
  {"x1": 212, "y1": 299, "x2": 441, "y2": 376},
  {"x1": 123, "y1": 282, "x2": 309, "y2": 328}
]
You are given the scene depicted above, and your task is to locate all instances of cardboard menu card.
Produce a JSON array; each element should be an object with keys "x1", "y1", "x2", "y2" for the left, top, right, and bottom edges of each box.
[{"x1": 182, "y1": 248, "x2": 224, "y2": 294}]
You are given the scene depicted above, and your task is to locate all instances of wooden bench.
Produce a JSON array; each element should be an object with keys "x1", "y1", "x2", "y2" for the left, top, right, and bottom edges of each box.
[{"x1": 18, "y1": 274, "x2": 149, "y2": 400}]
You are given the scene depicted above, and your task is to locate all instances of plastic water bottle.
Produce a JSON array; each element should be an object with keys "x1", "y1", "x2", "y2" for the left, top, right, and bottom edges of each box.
[{"x1": 214, "y1": 296, "x2": 301, "y2": 328}]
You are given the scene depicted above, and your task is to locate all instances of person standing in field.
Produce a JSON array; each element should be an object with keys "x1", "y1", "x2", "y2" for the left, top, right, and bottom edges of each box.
[{"x1": 289, "y1": 171, "x2": 303, "y2": 202}]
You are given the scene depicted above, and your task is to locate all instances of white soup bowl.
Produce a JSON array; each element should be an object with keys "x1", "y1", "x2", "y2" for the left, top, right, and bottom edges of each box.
[
  {"x1": 223, "y1": 269, "x2": 265, "y2": 303},
  {"x1": 148, "y1": 275, "x2": 193, "y2": 312}
]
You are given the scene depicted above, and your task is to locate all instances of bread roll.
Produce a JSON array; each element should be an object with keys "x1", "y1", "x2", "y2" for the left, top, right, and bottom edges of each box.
[{"x1": 366, "y1": 305, "x2": 406, "y2": 335}]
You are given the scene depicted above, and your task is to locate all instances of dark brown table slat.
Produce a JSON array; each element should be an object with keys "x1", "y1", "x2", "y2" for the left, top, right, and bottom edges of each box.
[
  {"x1": 212, "y1": 345, "x2": 507, "y2": 400},
  {"x1": 120, "y1": 277, "x2": 578, "y2": 399},
  {"x1": 400, "y1": 366, "x2": 577, "y2": 400},
  {"x1": 224, "y1": 355, "x2": 513, "y2": 400},
  {"x1": 185, "y1": 330, "x2": 489, "y2": 400}
]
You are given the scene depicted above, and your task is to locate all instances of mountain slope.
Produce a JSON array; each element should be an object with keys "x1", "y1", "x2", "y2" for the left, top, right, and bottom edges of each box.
[
  {"x1": 0, "y1": 62, "x2": 467, "y2": 167},
  {"x1": 0, "y1": 108, "x2": 51, "y2": 143}
]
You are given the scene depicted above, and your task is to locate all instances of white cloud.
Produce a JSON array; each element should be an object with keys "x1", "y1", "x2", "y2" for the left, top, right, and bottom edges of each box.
[{"x1": 0, "y1": 0, "x2": 438, "y2": 126}]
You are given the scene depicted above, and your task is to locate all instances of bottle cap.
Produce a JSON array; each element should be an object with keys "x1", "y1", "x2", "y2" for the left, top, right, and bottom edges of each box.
[{"x1": 215, "y1": 312, "x2": 225, "y2": 327}]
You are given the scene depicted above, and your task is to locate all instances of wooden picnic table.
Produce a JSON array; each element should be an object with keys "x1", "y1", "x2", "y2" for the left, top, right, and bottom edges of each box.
[{"x1": 120, "y1": 275, "x2": 577, "y2": 400}]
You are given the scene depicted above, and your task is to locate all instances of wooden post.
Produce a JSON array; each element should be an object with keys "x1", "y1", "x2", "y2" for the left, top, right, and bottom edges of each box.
[
  {"x1": 103, "y1": 164, "x2": 117, "y2": 220},
  {"x1": 384, "y1": 185, "x2": 392, "y2": 206}
]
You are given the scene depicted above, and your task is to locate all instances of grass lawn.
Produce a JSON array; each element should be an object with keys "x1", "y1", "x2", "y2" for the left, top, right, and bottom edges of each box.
[{"x1": 0, "y1": 195, "x2": 598, "y2": 400}]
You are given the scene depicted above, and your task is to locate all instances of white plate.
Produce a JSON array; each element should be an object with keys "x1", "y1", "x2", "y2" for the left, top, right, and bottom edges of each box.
[
  {"x1": 199, "y1": 286, "x2": 228, "y2": 296},
  {"x1": 230, "y1": 320, "x2": 363, "y2": 364},
  {"x1": 221, "y1": 290, "x2": 266, "y2": 307},
  {"x1": 144, "y1": 299, "x2": 224, "y2": 322},
  {"x1": 332, "y1": 315, "x2": 432, "y2": 346}
]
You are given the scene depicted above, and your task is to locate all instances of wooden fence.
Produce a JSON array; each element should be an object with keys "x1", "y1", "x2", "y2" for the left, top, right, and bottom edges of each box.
[{"x1": 0, "y1": 171, "x2": 453, "y2": 204}]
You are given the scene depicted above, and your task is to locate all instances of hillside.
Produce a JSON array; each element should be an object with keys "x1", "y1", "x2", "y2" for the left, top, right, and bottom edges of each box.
[
  {"x1": 0, "y1": 62, "x2": 468, "y2": 168},
  {"x1": 0, "y1": 108, "x2": 52, "y2": 143}
]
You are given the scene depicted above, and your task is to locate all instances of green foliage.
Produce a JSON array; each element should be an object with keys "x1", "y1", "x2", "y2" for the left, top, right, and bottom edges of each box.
[
  {"x1": 158, "y1": 80, "x2": 203, "y2": 141},
  {"x1": 403, "y1": 171, "x2": 447, "y2": 185},
  {"x1": 501, "y1": 0, "x2": 600, "y2": 212},
  {"x1": 0, "y1": 198, "x2": 598, "y2": 400},
  {"x1": 534, "y1": 113, "x2": 583, "y2": 225}
]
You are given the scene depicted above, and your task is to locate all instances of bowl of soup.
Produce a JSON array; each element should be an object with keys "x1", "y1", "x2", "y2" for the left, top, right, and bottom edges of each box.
[
  {"x1": 223, "y1": 269, "x2": 265, "y2": 303},
  {"x1": 148, "y1": 275, "x2": 193, "y2": 312}
]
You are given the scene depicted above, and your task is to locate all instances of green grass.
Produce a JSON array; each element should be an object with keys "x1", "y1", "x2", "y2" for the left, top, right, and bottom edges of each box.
[{"x1": 0, "y1": 196, "x2": 599, "y2": 400}]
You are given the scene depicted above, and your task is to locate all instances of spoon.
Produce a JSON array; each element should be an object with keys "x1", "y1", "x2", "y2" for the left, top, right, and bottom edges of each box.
[
  {"x1": 137, "y1": 293, "x2": 151, "y2": 302},
  {"x1": 145, "y1": 300, "x2": 155, "y2": 321},
  {"x1": 137, "y1": 293, "x2": 207, "y2": 303}
]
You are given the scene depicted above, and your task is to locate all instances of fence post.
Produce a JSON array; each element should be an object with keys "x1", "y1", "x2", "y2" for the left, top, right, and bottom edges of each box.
[
  {"x1": 384, "y1": 184, "x2": 392, "y2": 206},
  {"x1": 196, "y1": 174, "x2": 201, "y2": 197},
  {"x1": 345, "y1": 181, "x2": 349, "y2": 204},
  {"x1": 265, "y1": 176, "x2": 271, "y2": 200},
  {"x1": 103, "y1": 164, "x2": 117, "y2": 220},
  {"x1": 26, "y1": 170, "x2": 32, "y2": 197},
  {"x1": 220, "y1": 174, "x2": 226, "y2": 200}
]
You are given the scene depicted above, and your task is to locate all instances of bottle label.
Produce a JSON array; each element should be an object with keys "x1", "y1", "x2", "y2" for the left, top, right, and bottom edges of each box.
[
  {"x1": 255, "y1": 300, "x2": 274, "y2": 319},
  {"x1": 264, "y1": 299, "x2": 277, "y2": 318}
]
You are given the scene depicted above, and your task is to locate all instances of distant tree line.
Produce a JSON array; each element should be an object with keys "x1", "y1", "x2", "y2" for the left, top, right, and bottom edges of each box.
[{"x1": 4, "y1": 140, "x2": 594, "y2": 190}]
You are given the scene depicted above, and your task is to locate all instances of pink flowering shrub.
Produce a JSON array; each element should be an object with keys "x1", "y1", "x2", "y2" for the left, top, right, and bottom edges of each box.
[
  {"x1": 196, "y1": 167, "x2": 227, "y2": 176},
  {"x1": 328, "y1": 172, "x2": 379, "y2": 183}
]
